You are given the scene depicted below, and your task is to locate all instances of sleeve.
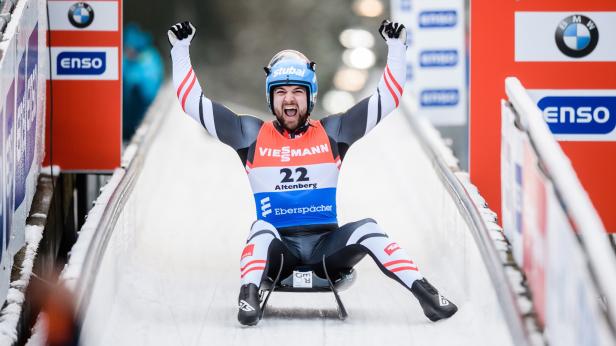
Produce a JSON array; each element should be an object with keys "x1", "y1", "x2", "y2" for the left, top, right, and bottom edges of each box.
[
  {"x1": 321, "y1": 40, "x2": 406, "y2": 146},
  {"x1": 171, "y1": 45, "x2": 263, "y2": 150}
]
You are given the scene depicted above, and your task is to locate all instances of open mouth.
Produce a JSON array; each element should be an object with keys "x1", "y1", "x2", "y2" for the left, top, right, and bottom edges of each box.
[{"x1": 284, "y1": 107, "x2": 298, "y2": 117}]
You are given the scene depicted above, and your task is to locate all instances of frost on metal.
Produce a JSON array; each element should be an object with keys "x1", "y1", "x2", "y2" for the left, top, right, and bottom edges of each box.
[
  {"x1": 40, "y1": 166, "x2": 61, "y2": 177},
  {"x1": 60, "y1": 168, "x2": 124, "y2": 292},
  {"x1": 0, "y1": 225, "x2": 44, "y2": 344}
]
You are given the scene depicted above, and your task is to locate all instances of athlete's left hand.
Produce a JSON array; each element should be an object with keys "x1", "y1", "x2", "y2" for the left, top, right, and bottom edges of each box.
[{"x1": 379, "y1": 20, "x2": 407, "y2": 45}]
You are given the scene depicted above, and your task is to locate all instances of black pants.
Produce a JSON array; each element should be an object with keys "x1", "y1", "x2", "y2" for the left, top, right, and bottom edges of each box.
[{"x1": 262, "y1": 218, "x2": 383, "y2": 282}]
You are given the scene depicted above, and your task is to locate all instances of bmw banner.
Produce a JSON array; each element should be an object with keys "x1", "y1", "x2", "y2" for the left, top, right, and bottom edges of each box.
[
  {"x1": 515, "y1": 12, "x2": 616, "y2": 62},
  {"x1": 47, "y1": 0, "x2": 122, "y2": 171},
  {"x1": 391, "y1": 0, "x2": 467, "y2": 126},
  {"x1": 471, "y1": 1, "x2": 616, "y2": 235}
]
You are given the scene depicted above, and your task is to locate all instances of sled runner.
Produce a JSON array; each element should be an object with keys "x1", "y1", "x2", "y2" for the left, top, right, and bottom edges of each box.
[{"x1": 258, "y1": 255, "x2": 356, "y2": 320}]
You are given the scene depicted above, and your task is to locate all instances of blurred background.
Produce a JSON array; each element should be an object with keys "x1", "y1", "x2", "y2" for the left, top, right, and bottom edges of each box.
[{"x1": 123, "y1": 0, "x2": 390, "y2": 130}]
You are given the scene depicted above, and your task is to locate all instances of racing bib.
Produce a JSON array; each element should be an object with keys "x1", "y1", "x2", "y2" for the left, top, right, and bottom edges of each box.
[{"x1": 246, "y1": 120, "x2": 340, "y2": 228}]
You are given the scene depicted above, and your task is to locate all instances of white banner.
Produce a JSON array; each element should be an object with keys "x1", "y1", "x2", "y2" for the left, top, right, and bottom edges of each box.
[
  {"x1": 48, "y1": 1, "x2": 118, "y2": 31},
  {"x1": 545, "y1": 187, "x2": 614, "y2": 345},
  {"x1": 392, "y1": 0, "x2": 467, "y2": 126},
  {"x1": 500, "y1": 101, "x2": 524, "y2": 266},
  {"x1": 515, "y1": 12, "x2": 616, "y2": 62}
]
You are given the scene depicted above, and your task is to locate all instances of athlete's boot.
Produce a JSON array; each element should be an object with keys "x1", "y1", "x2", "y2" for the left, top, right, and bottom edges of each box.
[
  {"x1": 410, "y1": 278, "x2": 458, "y2": 322},
  {"x1": 237, "y1": 283, "x2": 261, "y2": 326}
]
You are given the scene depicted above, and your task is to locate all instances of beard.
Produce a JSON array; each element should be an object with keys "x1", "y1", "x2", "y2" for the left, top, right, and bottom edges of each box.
[{"x1": 274, "y1": 106, "x2": 309, "y2": 132}]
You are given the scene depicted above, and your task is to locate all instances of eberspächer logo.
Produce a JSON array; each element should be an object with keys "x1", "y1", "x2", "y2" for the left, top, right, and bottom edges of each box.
[
  {"x1": 555, "y1": 15, "x2": 599, "y2": 58},
  {"x1": 68, "y1": 2, "x2": 94, "y2": 29}
]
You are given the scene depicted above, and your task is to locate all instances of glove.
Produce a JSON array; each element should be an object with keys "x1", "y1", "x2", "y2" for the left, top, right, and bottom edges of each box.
[
  {"x1": 168, "y1": 21, "x2": 196, "y2": 47},
  {"x1": 379, "y1": 20, "x2": 406, "y2": 45}
]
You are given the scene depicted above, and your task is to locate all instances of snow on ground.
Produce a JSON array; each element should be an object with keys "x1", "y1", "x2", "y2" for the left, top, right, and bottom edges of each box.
[{"x1": 80, "y1": 95, "x2": 512, "y2": 346}]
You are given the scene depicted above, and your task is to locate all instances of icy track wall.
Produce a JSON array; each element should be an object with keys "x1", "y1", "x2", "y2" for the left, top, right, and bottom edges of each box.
[
  {"x1": 501, "y1": 77, "x2": 616, "y2": 345},
  {"x1": 65, "y1": 85, "x2": 522, "y2": 343},
  {"x1": 0, "y1": 0, "x2": 47, "y2": 305},
  {"x1": 58, "y1": 84, "x2": 174, "y2": 338}
]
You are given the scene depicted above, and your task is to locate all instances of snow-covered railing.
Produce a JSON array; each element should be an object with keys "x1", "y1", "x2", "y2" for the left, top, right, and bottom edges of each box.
[
  {"x1": 501, "y1": 77, "x2": 616, "y2": 344},
  {"x1": 400, "y1": 93, "x2": 537, "y2": 346},
  {"x1": 0, "y1": 0, "x2": 47, "y2": 306}
]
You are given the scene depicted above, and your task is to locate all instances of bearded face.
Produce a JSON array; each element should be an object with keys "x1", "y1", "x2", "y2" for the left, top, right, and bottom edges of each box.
[{"x1": 272, "y1": 85, "x2": 309, "y2": 132}]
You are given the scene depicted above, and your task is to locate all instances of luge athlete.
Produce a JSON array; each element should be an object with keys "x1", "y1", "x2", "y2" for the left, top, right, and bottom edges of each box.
[{"x1": 168, "y1": 20, "x2": 458, "y2": 326}]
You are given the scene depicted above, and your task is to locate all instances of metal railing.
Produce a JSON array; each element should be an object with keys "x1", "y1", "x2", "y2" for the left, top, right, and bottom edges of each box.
[
  {"x1": 400, "y1": 95, "x2": 534, "y2": 346},
  {"x1": 72, "y1": 84, "x2": 173, "y2": 314}
]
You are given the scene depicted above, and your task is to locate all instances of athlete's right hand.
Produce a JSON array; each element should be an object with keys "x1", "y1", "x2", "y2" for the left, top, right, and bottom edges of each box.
[
  {"x1": 378, "y1": 19, "x2": 406, "y2": 46},
  {"x1": 168, "y1": 21, "x2": 195, "y2": 47}
]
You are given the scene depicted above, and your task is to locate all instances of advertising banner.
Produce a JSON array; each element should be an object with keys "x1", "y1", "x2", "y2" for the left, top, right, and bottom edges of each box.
[
  {"x1": 0, "y1": 0, "x2": 46, "y2": 304},
  {"x1": 521, "y1": 140, "x2": 548, "y2": 325},
  {"x1": 392, "y1": 0, "x2": 467, "y2": 126},
  {"x1": 11, "y1": 0, "x2": 41, "y2": 256},
  {"x1": 46, "y1": 0, "x2": 122, "y2": 171},
  {"x1": 500, "y1": 102, "x2": 524, "y2": 265},
  {"x1": 545, "y1": 188, "x2": 614, "y2": 345},
  {"x1": 471, "y1": 1, "x2": 616, "y2": 232}
]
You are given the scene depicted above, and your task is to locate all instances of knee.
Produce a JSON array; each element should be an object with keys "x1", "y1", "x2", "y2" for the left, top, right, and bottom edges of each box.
[{"x1": 247, "y1": 220, "x2": 280, "y2": 242}]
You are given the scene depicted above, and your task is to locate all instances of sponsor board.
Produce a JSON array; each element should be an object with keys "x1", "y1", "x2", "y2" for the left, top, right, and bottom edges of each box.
[
  {"x1": 48, "y1": 1, "x2": 118, "y2": 31},
  {"x1": 527, "y1": 89, "x2": 616, "y2": 141},
  {"x1": 522, "y1": 141, "x2": 548, "y2": 325},
  {"x1": 419, "y1": 10, "x2": 457, "y2": 28},
  {"x1": 420, "y1": 89, "x2": 459, "y2": 107},
  {"x1": 419, "y1": 49, "x2": 459, "y2": 68},
  {"x1": 500, "y1": 102, "x2": 524, "y2": 266},
  {"x1": 392, "y1": 0, "x2": 467, "y2": 126},
  {"x1": 51, "y1": 47, "x2": 118, "y2": 80},
  {"x1": 545, "y1": 188, "x2": 614, "y2": 344},
  {"x1": 3, "y1": 83, "x2": 16, "y2": 251},
  {"x1": 515, "y1": 12, "x2": 616, "y2": 61}
]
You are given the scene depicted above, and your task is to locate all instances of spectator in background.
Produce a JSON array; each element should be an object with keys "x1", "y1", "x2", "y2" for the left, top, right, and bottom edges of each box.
[{"x1": 123, "y1": 23, "x2": 164, "y2": 142}]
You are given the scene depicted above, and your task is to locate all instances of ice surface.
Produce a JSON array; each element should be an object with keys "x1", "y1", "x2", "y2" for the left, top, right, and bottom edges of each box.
[{"x1": 80, "y1": 97, "x2": 513, "y2": 346}]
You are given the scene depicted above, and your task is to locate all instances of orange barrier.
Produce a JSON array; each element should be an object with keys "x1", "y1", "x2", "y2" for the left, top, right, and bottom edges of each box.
[
  {"x1": 470, "y1": 0, "x2": 616, "y2": 232},
  {"x1": 44, "y1": 0, "x2": 122, "y2": 172}
]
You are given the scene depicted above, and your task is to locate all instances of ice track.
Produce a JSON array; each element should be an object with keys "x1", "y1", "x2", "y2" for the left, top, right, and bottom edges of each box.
[{"x1": 80, "y1": 95, "x2": 513, "y2": 345}]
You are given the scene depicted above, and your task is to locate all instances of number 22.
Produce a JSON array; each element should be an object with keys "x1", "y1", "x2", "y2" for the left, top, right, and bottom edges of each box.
[{"x1": 280, "y1": 167, "x2": 309, "y2": 183}]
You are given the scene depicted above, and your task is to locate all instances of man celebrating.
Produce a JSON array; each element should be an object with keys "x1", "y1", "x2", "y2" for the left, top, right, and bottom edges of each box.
[{"x1": 168, "y1": 20, "x2": 458, "y2": 326}]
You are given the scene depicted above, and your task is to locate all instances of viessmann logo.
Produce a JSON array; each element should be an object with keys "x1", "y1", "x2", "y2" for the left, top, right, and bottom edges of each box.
[
  {"x1": 57, "y1": 51, "x2": 106, "y2": 75},
  {"x1": 258, "y1": 144, "x2": 329, "y2": 162},
  {"x1": 538, "y1": 96, "x2": 616, "y2": 134}
]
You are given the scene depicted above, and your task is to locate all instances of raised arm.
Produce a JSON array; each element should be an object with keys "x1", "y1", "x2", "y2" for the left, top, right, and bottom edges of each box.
[
  {"x1": 321, "y1": 20, "x2": 407, "y2": 147},
  {"x1": 168, "y1": 22, "x2": 262, "y2": 151}
]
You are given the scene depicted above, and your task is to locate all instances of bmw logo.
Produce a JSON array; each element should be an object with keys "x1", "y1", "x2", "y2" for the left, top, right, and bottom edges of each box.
[
  {"x1": 68, "y1": 2, "x2": 94, "y2": 29},
  {"x1": 555, "y1": 14, "x2": 599, "y2": 58}
]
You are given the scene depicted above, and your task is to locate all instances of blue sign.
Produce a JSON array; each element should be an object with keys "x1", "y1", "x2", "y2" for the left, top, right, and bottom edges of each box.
[
  {"x1": 4, "y1": 82, "x2": 15, "y2": 250},
  {"x1": 57, "y1": 51, "x2": 106, "y2": 75},
  {"x1": 419, "y1": 49, "x2": 458, "y2": 67},
  {"x1": 15, "y1": 25, "x2": 39, "y2": 211},
  {"x1": 419, "y1": 10, "x2": 457, "y2": 28},
  {"x1": 420, "y1": 89, "x2": 459, "y2": 107},
  {"x1": 537, "y1": 96, "x2": 616, "y2": 134}
]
